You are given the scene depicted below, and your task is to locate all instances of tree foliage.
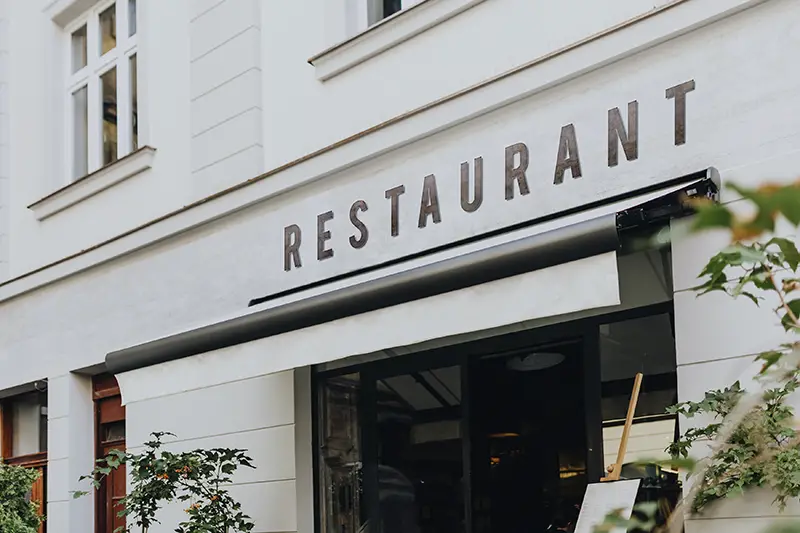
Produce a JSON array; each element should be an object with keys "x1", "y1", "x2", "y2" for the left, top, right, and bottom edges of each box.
[
  {"x1": 593, "y1": 180, "x2": 800, "y2": 533},
  {"x1": 0, "y1": 463, "x2": 43, "y2": 533},
  {"x1": 74, "y1": 432, "x2": 256, "y2": 533}
]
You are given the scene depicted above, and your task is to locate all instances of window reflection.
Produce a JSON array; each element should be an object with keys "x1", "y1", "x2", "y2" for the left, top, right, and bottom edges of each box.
[
  {"x1": 130, "y1": 54, "x2": 138, "y2": 151},
  {"x1": 71, "y1": 25, "x2": 87, "y2": 73},
  {"x1": 599, "y1": 311, "x2": 681, "y2": 530},
  {"x1": 72, "y1": 86, "x2": 88, "y2": 179},
  {"x1": 101, "y1": 68, "x2": 118, "y2": 165},
  {"x1": 128, "y1": 0, "x2": 137, "y2": 36},
  {"x1": 100, "y1": 4, "x2": 117, "y2": 55},
  {"x1": 319, "y1": 374, "x2": 363, "y2": 533},
  {"x1": 375, "y1": 367, "x2": 464, "y2": 533},
  {"x1": 383, "y1": 0, "x2": 402, "y2": 18},
  {"x1": 8, "y1": 391, "x2": 48, "y2": 457}
]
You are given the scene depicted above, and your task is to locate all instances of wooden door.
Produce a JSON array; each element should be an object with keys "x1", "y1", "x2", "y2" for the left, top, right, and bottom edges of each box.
[
  {"x1": 100, "y1": 440, "x2": 126, "y2": 533},
  {"x1": 94, "y1": 375, "x2": 126, "y2": 533},
  {"x1": 30, "y1": 466, "x2": 46, "y2": 533}
]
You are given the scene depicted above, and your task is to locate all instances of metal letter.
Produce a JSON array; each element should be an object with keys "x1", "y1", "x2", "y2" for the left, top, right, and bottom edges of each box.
[
  {"x1": 608, "y1": 101, "x2": 638, "y2": 167},
  {"x1": 385, "y1": 185, "x2": 405, "y2": 237},
  {"x1": 317, "y1": 211, "x2": 334, "y2": 261},
  {"x1": 505, "y1": 142, "x2": 530, "y2": 200},
  {"x1": 460, "y1": 157, "x2": 483, "y2": 213},
  {"x1": 666, "y1": 80, "x2": 696, "y2": 146},
  {"x1": 349, "y1": 200, "x2": 369, "y2": 249},
  {"x1": 283, "y1": 224, "x2": 302, "y2": 271},
  {"x1": 553, "y1": 124, "x2": 582, "y2": 185},
  {"x1": 418, "y1": 174, "x2": 442, "y2": 228}
]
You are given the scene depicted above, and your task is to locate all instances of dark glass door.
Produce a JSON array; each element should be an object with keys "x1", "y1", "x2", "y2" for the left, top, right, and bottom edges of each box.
[
  {"x1": 366, "y1": 365, "x2": 466, "y2": 533},
  {"x1": 469, "y1": 338, "x2": 592, "y2": 533}
]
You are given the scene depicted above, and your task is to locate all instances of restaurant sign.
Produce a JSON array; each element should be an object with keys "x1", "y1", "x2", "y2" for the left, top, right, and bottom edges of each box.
[{"x1": 274, "y1": 79, "x2": 697, "y2": 291}]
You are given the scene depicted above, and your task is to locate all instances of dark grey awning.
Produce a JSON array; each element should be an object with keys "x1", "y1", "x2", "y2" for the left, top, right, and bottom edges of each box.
[{"x1": 105, "y1": 170, "x2": 718, "y2": 376}]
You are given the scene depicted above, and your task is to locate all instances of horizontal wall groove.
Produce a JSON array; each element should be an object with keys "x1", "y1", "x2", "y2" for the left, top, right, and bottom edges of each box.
[
  {"x1": 230, "y1": 478, "x2": 295, "y2": 488},
  {"x1": 191, "y1": 26, "x2": 260, "y2": 65},
  {"x1": 190, "y1": 0, "x2": 227, "y2": 22},
  {"x1": 191, "y1": 67, "x2": 262, "y2": 102},
  {"x1": 190, "y1": 67, "x2": 261, "y2": 103},
  {"x1": 677, "y1": 350, "x2": 763, "y2": 368},
  {"x1": 125, "y1": 423, "x2": 295, "y2": 449},
  {"x1": 125, "y1": 371, "x2": 292, "y2": 405},
  {"x1": 192, "y1": 143, "x2": 263, "y2": 174},
  {"x1": 192, "y1": 106, "x2": 262, "y2": 138}
]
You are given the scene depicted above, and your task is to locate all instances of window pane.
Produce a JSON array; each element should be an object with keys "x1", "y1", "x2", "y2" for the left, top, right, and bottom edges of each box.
[
  {"x1": 128, "y1": 0, "x2": 137, "y2": 36},
  {"x1": 71, "y1": 25, "x2": 87, "y2": 73},
  {"x1": 130, "y1": 54, "x2": 138, "y2": 151},
  {"x1": 103, "y1": 420, "x2": 126, "y2": 443},
  {"x1": 11, "y1": 392, "x2": 47, "y2": 457},
  {"x1": 101, "y1": 67, "x2": 118, "y2": 165},
  {"x1": 319, "y1": 374, "x2": 363, "y2": 533},
  {"x1": 383, "y1": 0, "x2": 402, "y2": 18},
  {"x1": 100, "y1": 3, "x2": 117, "y2": 55},
  {"x1": 600, "y1": 313, "x2": 677, "y2": 466},
  {"x1": 72, "y1": 86, "x2": 88, "y2": 179},
  {"x1": 376, "y1": 367, "x2": 464, "y2": 533}
]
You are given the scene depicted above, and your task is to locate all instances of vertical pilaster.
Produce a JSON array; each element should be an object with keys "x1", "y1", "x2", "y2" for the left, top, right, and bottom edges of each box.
[{"x1": 46, "y1": 373, "x2": 95, "y2": 533}]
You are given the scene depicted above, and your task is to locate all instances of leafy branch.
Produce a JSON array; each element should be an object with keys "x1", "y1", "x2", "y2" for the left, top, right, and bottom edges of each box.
[
  {"x1": 592, "y1": 179, "x2": 800, "y2": 533},
  {"x1": 74, "y1": 431, "x2": 256, "y2": 533},
  {"x1": 0, "y1": 463, "x2": 43, "y2": 533}
]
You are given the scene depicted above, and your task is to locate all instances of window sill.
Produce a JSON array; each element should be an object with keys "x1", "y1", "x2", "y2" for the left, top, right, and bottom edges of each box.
[
  {"x1": 308, "y1": 0, "x2": 487, "y2": 82},
  {"x1": 28, "y1": 146, "x2": 156, "y2": 221}
]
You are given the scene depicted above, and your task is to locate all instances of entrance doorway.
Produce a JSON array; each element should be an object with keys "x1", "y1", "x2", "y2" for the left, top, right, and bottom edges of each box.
[
  {"x1": 470, "y1": 339, "x2": 588, "y2": 533},
  {"x1": 314, "y1": 304, "x2": 678, "y2": 533}
]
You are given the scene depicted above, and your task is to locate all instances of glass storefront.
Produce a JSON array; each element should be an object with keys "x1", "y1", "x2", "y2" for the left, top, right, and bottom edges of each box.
[{"x1": 314, "y1": 303, "x2": 681, "y2": 533}]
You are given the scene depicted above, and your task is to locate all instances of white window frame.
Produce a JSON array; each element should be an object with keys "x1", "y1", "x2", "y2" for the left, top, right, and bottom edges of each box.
[{"x1": 65, "y1": 0, "x2": 138, "y2": 182}]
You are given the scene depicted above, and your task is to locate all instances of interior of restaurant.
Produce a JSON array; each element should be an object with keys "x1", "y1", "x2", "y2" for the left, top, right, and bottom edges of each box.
[{"x1": 315, "y1": 242, "x2": 682, "y2": 533}]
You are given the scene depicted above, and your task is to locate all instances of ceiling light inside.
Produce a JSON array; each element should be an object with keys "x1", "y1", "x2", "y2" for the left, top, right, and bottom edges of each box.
[{"x1": 506, "y1": 352, "x2": 565, "y2": 371}]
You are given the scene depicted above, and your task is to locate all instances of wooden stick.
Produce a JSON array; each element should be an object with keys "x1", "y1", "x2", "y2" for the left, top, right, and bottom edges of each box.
[{"x1": 602, "y1": 372, "x2": 643, "y2": 482}]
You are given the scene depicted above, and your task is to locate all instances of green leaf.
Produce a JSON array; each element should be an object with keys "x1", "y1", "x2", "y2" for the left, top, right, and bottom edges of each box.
[
  {"x1": 773, "y1": 186, "x2": 800, "y2": 226},
  {"x1": 722, "y1": 244, "x2": 768, "y2": 264},
  {"x1": 740, "y1": 291, "x2": 760, "y2": 306},
  {"x1": 692, "y1": 202, "x2": 733, "y2": 230},
  {"x1": 770, "y1": 237, "x2": 800, "y2": 271},
  {"x1": 781, "y1": 299, "x2": 800, "y2": 330},
  {"x1": 757, "y1": 350, "x2": 785, "y2": 374}
]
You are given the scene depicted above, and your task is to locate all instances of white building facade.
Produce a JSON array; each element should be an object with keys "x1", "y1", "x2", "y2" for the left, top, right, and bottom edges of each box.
[{"x1": 0, "y1": 0, "x2": 797, "y2": 532}]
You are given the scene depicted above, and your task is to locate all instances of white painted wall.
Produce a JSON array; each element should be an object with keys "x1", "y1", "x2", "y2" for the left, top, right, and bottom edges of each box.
[
  {"x1": 0, "y1": 1, "x2": 797, "y2": 533},
  {"x1": 0, "y1": 0, "x2": 768, "y2": 281},
  {"x1": 190, "y1": 0, "x2": 264, "y2": 197},
  {"x1": 124, "y1": 371, "x2": 297, "y2": 533},
  {"x1": 46, "y1": 373, "x2": 95, "y2": 533},
  {"x1": 0, "y1": 4, "x2": 8, "y2": 282}
]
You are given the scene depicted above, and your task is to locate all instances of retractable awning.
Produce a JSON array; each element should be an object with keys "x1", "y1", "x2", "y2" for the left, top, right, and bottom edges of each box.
[{"x1": 108, "y1": 168, "x2": 719, "y2": 404}]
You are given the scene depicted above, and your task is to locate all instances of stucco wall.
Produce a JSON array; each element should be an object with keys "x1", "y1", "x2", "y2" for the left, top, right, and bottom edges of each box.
[
  {"x1": 0, "y1": 8, "x2": 8, "y2": 282},
  {"x1": 0, "y1": 1, "x2": 798, "y2": 533},
  {"x1": 124, "y1": 371, "x2": 297, "y2": 533},
  {"x1": 0, "y1": 0, "x2": 767, "y2": 279}
]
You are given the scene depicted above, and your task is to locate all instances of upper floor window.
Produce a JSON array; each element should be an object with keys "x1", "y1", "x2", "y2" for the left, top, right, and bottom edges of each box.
[
  {"x1": 67, "y1": 0, "x2": 138, "y2": 181},
  {"x1": 369, "y1": 0, "x2": 424, "y2": 24}
]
